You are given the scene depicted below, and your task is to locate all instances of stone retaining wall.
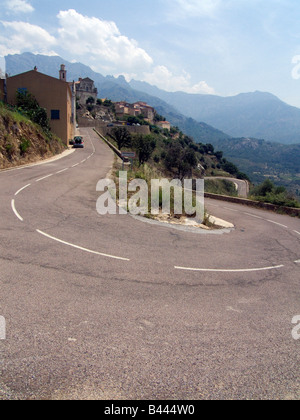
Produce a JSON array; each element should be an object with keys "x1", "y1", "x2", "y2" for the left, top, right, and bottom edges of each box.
[
  {"x1": 93, "y1": 129, "x2": 126, "y2": 161},
  {"x1": 204, "y1": 192, "x2": 300, "y2": 217},
  {"x1": 78, "y1": 118, "x2": 150, "y2": 136}
]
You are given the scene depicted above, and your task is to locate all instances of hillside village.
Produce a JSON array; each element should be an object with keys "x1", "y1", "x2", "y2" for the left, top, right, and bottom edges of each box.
[
  {"x1": 1, "y1": 63, "x2": 299, "y2": 209},
  {"x1": 0, "y1": 65, "x2": 244, "y2": 193}
]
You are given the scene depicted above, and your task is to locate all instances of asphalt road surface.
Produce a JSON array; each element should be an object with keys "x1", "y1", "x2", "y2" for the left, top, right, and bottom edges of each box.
[{"x1": 0, "y1": 128, "x2": 299, "y2": 400}]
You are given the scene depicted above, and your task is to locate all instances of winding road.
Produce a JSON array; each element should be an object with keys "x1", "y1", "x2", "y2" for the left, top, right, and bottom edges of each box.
[
  {"x1": 0, "y1": 128, "x2": 299, "y2": 400},
  {"x1": 204, "y1": 176, "x2": 250, "y2": 198}
]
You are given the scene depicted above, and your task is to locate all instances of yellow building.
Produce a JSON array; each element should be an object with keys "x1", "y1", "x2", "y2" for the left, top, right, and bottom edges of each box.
[{"x1": 6, "y1": 67, "x2": 74, "y2": 145}]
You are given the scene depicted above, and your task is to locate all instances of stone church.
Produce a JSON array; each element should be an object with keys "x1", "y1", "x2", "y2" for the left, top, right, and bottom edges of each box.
[{"x1": 75, "y1": 77, "x2": 98, "y2": 106}]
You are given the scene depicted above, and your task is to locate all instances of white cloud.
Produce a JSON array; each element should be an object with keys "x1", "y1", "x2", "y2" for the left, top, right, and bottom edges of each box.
[
  {"x1": 168, "y1": 0, "x2": 221, "y2": 19},
  {"x1": 56, "y1": 9, "x2": 153, "y2": 73},
  {"x1": 0, "y1": 21, "x2": 56, "y2": 56},
  {"x1": 5, "y1": 0, "x2": 34, "y2": 14},
  {"x1": 0, "y1": 43, "x2": 20, "y2": 57},
  {"x1": 0, "y1": 9, "x2": 215, "y2": 95},
  {"x1": 141, "y1": 65, "x2": 215, "y2": 94}
]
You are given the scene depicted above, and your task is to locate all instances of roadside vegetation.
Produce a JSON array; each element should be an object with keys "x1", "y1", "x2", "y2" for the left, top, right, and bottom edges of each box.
[
  {"x1": 204, "y1": 179, "x2": 238, "y2": 197},
  {"x1": 0, "y1": 96, "x2": 65, "y2": 170},
  {"x1": 107, "y1": 118, "x2": 247, "y2": 181},
  {"x1": 105, "y1": 113, "x2": 245, "y2": 225},
  {"x1": 112, "y1": 157, "x2": 215, "y2": 227},
  {"x1": 250, "y1": 179, "x2": 300, "y2": 208},
  {"x1": 93, "y1": 101, "x2": 299, "y2": 213}
]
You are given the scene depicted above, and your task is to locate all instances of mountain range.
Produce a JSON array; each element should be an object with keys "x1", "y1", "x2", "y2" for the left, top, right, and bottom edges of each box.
[
  {"x1": 129, "y1": 81, "x2": 300, "y2": 145},
  {"x1": 5, "y1": 53, "x2": 230, "y2": 145},
  {"x1": 4, "y1": 53, "x2": 300, "y2": 196},
  {"x1": 211, "y1": 137, "x2": 300, "y2": 197}
]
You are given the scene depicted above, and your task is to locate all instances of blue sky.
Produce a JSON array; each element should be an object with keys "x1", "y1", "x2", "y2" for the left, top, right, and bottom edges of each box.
[{"x1": 1, "y1": 0, "x2": 300, "y2": 107}]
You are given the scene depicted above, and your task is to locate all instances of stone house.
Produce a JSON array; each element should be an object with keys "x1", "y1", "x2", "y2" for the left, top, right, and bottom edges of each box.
[
  {"x1": 6, "y1": 66, "x2": 75, "y2": 145},
  {"x1": 115, "y1": 101, "x2": 155, "y2": 123},
  {"x1": 134, "y1": 102, "x2": 155, "y2": 123},
  {"x1": 157, "y1": 121, "x2": 171, "y2": 131}
]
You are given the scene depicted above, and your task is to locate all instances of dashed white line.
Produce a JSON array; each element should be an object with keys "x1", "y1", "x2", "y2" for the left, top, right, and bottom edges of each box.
[
  {"x1": 174, "y1": 264, "x2": 285, "y2": 273},
  {"x1": 15, "y1": 184, "x2": 31, "y2": 196},
  {"x1": 36, "y1": 174, "x2": 53, "y2": 182},
  {"x1": 266, "y1": 220, "x2": 288, "y2": 228},
  {"x1": 294, "y1": 230, "x2": 300, "y2": 236},
  {"x1": 11, "y1": 199, "x2": 23, "y2": 222},
  {"x1": 36, "y1": 229, "x2": 130, "y2": 261},
  {"x1": 56, "y1": 168, "x2": 69, "y2": 174},
  {"x1": 295, "y1": 260, "x2": 300, "y2": 264},
  {"x1": 244, "y1": 212, "x2": 263, "y2": 219}
]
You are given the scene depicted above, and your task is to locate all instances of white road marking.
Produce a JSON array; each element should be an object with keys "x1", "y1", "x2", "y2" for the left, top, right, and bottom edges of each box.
[
  {"x1": 226, "y1": 306, "x2": 242, "y2": 313},
  {"x1": 11, "y1": 199, "x2": 23, "y2": 222},
  {"x1": 15, "y1": 184, "x2": 31, "y2": 196},
  {"x1": 175, "y1": 264, "x2": 285, "y2": 273},
  {"x1": 266, "y1": 220, "x2": 288, "y2": 228},
  {"x1": 56, "y1": 168, "x2": 69, "y2": 174},
  {"x1": 36, "y1": 174, "x2": 53, "y2": 182},
  {"x1": 72, "y1": 163, "x2": 80, "y2": 168},
  {"x1": 294, "y1": 230, "x2": 300, "y2": 235},
  {"x1": 36, "y1": 229, "x2": 130, "y2": 261},
  {"x1": 244, "y1": 212, "x2": 263, "y2": 219},
  {"x1": 295, "y1": 260, "x2": 300, "y2": 264}
]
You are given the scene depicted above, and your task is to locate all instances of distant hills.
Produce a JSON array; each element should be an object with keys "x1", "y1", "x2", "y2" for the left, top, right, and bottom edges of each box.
[
  {"x1": 6, "y1": 53, "x2": 300, "y2": 145},
  {"x1": 130, "y1": 80, "x2": 300, "y2": 145},
  {"x1": 5, "y1": 53, "x2": 230, "y2": 145},
  {"x1": 211, "y1": 137, "x2": 300, "y2": 197},
  {"x1": 5, "y1": 53, "x2": 300, "y2": 196}
]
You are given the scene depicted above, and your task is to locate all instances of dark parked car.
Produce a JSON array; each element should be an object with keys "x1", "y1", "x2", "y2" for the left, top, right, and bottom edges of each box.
[{"x1": 73, "y1": 136, "x2": 84, "y2": 149}]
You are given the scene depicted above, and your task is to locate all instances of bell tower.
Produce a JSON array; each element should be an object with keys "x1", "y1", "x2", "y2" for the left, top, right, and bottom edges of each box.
[{"x1": 59, "y1": 64, "x2": 67, "y2": 81}]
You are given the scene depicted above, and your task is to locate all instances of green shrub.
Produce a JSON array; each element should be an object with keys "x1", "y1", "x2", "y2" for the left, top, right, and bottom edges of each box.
[
  {"x1": 250, "y1": 179, "x2": 300, "y2": 208},
  {"x1": 19, "y1": 138, "x2": 31, "y2": 155},
  {"x1": 16, "y1": 90, "x2": 50, "y2": 132}
]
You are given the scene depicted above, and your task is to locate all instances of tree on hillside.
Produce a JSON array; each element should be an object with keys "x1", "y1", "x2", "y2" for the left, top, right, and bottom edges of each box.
[
  {"x1": 251, "y1": 179, "x2": 275, "y2": 197},
  {"x1": 16, "y1": 91, "x2": 50, "y2": 132},
  {"x1": 215, "y1": 150, "x2": 223, "y2": 161},
  {"x1": 154, "y1": 113, "x2": 166, "y2": 122},
  {"x1": 109, "y1": 127, "x2": 131, "y2": 150},
  {"x1": 86, "y1": 96, "x2": 95, "y2": 105},
  {"x1": 132, "y1": 135, "x2": 156, "y2": 165},
  {"x1": 164, "y1": 142, "x2": 198, "y2": 179}
]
